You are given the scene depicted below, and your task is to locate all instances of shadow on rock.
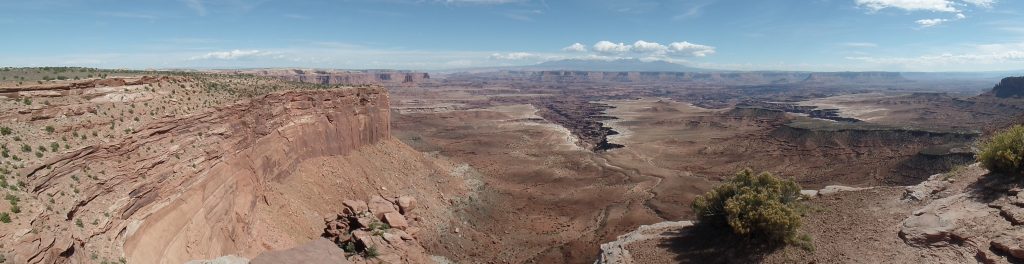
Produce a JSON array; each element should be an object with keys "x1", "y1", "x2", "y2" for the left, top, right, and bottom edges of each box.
[
  {"x1": 658, "y1": 223, "x2": 782, "y2": 264},
  {"x1": 966, "y1": 172, "x2": 1024, "y2": 203}
]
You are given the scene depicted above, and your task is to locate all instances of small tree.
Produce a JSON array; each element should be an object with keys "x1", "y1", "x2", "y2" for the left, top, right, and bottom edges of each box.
[
  {"x1": 692, "y1": 169, "x2": 804, "y2": 244},
  {"x1": 978, "y1": 125, "x2": 1024, "y2": 175}
]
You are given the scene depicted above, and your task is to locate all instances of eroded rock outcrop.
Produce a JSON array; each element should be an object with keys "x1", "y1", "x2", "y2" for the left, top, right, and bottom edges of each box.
[
  {"x1": 898, "y1": 164, "x2": 1024, "y2": 263},
  {"x1": 8, "y1": 87, "x2": 468, "y2": 264},
  {"x1": 321, "y1": 196, "x2": 432, "y2": 263}
]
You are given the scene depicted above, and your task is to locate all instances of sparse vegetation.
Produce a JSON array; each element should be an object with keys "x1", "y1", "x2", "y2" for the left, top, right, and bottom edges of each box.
[
  {"x1": 0, "y1": 212, "x2": 9, "y2": 223},
  {"x1": 978, "y1": 125, "x2": 1024, "y2": 175},
  {"x1": 692, "y1": 169, "x2": 808, "y2": 247},
  {"x1": 364, "y1": 246, "x2": 379, "y2": 258}
]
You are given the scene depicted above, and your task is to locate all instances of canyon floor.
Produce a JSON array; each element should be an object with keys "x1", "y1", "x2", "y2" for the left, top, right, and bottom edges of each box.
[{"x1": 386, "y1": 74, "x2": 1011, "y2": 263}]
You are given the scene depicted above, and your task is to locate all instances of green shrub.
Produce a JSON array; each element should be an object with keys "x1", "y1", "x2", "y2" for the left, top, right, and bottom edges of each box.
[
  {"x1": 0, "y1": 212, "x2": 9, "y2": 223},
  {"x1": 0, "y1": 127, "x2": 10, "y2": 136},
  {"x1": 364, "y1": 246, "x2": 379, "y2": 258},
  {"x1": 692, "y1": 169, "x2": 804, "y2": 244},
  {"x1": 978, "y1": 125, "x2": 1024, "y2": 175}
]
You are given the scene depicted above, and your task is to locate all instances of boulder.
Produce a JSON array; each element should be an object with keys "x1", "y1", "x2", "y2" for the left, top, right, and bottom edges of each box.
[
  {"x1": 397, "y1": 196, "x2": 417, "y2": 214},
  {"x1": 342, "y1": 200, "x2": 368, "y2": 214},
  {"x1": 369, "y1": 196, "x2": 399, "y2": 219},
  {"x1": 384, "y1": 212, "x2": 410, "y2": 230}
]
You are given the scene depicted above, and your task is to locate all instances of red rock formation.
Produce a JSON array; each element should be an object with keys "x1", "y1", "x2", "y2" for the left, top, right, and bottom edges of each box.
[
  {"x1": 228, "y1": 69, "x2": 430, "y2": 86},
  {"x1": 10, "y1": 87, "x2": 466, "y2": 264}
]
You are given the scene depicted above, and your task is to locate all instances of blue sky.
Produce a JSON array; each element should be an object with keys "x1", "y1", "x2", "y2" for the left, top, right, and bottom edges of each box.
[{"x1": 1, "y1": 0, "x2": 1023, "y2": 71}]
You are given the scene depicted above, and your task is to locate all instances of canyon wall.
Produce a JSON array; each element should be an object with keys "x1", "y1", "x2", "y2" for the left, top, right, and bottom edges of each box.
[
  {"x1": 14, "y1": 87, "x2": 466, "y2": 263},
  {"x1": 235, "y1": 69, "x2": 430, "y2": 86}
]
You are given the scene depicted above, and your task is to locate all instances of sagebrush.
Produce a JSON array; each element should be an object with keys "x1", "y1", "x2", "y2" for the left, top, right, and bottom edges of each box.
[
  {"x1": 692, "y1": 169, "x2": 804, "y2": 244},
  {"x1": 978, "y1": 125, "x2": 1024, "y2": 175}
]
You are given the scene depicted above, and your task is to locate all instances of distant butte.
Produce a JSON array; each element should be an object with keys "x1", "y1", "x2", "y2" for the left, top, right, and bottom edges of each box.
[{"x1": 989, "y1": 76, "x2": 1024, "y2": 98}]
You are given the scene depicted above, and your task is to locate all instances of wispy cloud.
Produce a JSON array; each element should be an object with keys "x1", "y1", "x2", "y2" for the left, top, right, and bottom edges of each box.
[
  {"x1": 855, "y1": 0, "x2": 959, "y2": 12},
  {"x1": 916, "y1": 18, "x2": 949, "y2": 27},
  {"x1": 846, "y1": 41, "x2": 1024, "y2": 71},
  {"x1": 438, "y1": 0, "x2": 528, "y2": 5},
  {"x1": 96, "y1": 11, "x2": 159, "y2": 20},
  {"x1": 190, "y1": 49, "x2": 270, "y2": 60},
  {"x1": 183, "y1": 0, "x2": 207, "y2": 16},
  {"x1": 502, "y1": 9, "x2": 543, "y2": 21},
  {"x1": 284, "y1": 14, "x2": 310, "y2": 20},
  {"x1": 489, "y1": 52, "x2": 542, "y2": 60},
  {"x1": 854, "y1": 0, "x2": 991, "y2": 27},
  {"x1": 843, "y1": 42, "x2": 879, "y2": 48}
]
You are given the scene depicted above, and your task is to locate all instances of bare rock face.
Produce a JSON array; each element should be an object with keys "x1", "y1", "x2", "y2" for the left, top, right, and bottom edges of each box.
[
  {"x1": 898, "y1": 166, "x2": 1024, "y2": 263},
  {"x1": 8, "y1": 87, "x2": 468, "y2": 264}
]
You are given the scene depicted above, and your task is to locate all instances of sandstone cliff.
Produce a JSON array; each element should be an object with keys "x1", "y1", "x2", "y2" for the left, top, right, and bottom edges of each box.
[
  {"x1": 8, "y1": 87, "x2": 467, "y2": 263},
  {"x1": 229, "y1": 69, "x2": 430, "y2": 86}
]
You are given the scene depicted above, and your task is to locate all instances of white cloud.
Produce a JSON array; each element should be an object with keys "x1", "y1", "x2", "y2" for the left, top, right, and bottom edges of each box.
[
  {"x1": 961, "y1": 0, "x2": 995, "y2": 8},
  {"x1": 489, "y1": 52, "x2": 539, "y2": 60},
  {"x1": 855, "y1": 0, "x2": 959, "y2": 12},
  {"x1": 667, "y1": 41, "x2": 716, "y2": 57},
  {"x1": 562, "y1": 43, "x2": 587, "y2": 52},
  {"x1": 856, "y1": 1, "x2": 988, "y2": 27},
  {"x1": 190, "y1": 49, "x2": 267, "y2": 60},
  {"x1": 586, "y1": 40, "x2": 716, "y2": 57},
  {"x1": 631, "y1": 40, "x2": 668, "y2": 53},
  {"x1": 593, "y1": 41, "x2": 632, "y2": 53},
  {"x1": 916, "y1": 18, "x2": 948, "y2": 27}
]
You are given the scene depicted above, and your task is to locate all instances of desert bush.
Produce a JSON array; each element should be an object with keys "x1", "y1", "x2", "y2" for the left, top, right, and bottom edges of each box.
[
  {"x1": 364, "y1": 246, "x2": 379, "y2": 258},
  {"x1": 692, "y1": 169, "x2": 804, "y2": 244},
  {"x1": 0, "y1": 212, "x2": 9, "y2": 223},
  {"x1": 978, "y1": 125, "x2": 1024, "y2": 175},
  {"x1": 0, "y1": 127, "x2": 10, "y2": 136}
]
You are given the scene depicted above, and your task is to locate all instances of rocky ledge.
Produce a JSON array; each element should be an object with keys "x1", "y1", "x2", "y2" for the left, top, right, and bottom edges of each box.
[{"x1": 189, "y1": 195, "x2": 437, "y2": 264}]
